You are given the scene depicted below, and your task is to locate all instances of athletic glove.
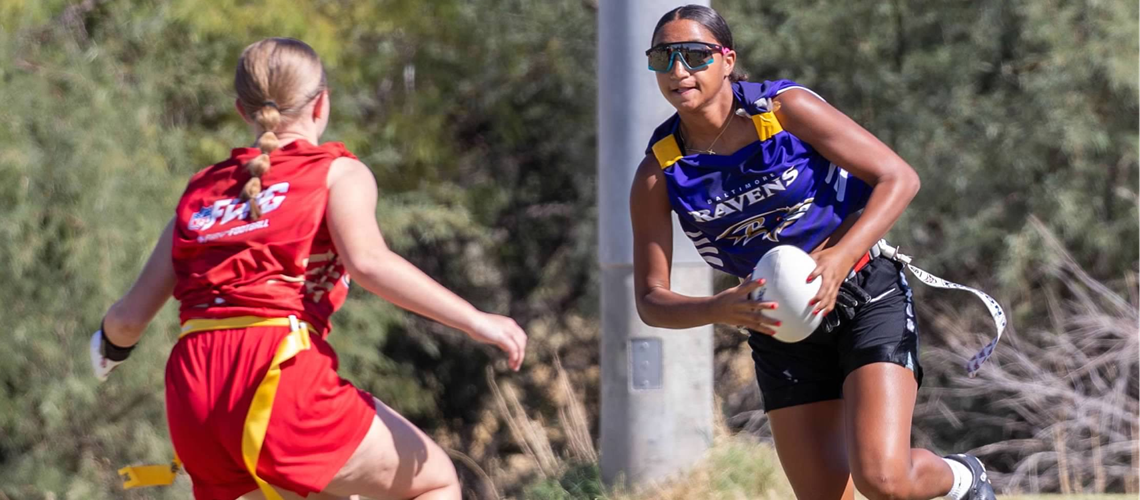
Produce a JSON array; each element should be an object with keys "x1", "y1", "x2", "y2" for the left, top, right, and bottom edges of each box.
[
  {"x1": 90, "y1": 321, "x2": 135, "y2": 382},
  {"x1": 834, "y1": 280, "x2": 873, "y2": 322},
  {"x1": 821, "y1": 280, "x2": 874, "y2": 333}
]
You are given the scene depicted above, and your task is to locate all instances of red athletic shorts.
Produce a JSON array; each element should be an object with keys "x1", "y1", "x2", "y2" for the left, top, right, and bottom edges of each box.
[{"x1": 165, "y1": 319, "x2": 376, "y2": 500}]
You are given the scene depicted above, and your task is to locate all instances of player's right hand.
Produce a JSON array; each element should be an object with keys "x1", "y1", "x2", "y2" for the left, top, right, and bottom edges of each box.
[
  {"x1": 90, "y1": 329, "x2": 125, "y2": 382},
  {"x1": 709, "y1": 277, "x2": 781, "y2": 335},
  {"x1": 466, "y1": 313, "x2": 528, "y2": 372}
]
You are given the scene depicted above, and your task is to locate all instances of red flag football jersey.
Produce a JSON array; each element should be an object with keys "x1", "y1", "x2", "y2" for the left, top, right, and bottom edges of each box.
[{"x1": 172, "y1": 140, "x2": 355, "y2": 331}]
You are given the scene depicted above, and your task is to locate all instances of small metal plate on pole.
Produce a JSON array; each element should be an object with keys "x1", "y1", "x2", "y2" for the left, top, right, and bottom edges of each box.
[{"x1": 630, "y1": 338, "x2": 663, "y2": 390}]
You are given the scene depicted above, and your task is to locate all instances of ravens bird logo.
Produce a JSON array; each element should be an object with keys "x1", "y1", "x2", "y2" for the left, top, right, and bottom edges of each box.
[{"x1": 716, "y1": 198, "x2": 814, "y2": 246}]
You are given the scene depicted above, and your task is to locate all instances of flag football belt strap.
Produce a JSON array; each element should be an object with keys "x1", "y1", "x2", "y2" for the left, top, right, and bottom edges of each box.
[
  {"x1": 868, "y1": 240, "x2": 1007, "y2": 377},
  {"x1": 850, "y1": 251, "x2": 873, "y2": 274},
  {"x1": 120, "y1": 315, "x2": 311, "y2": 500},
  {"x1": 119, "y1": 456, "x2": 182, "y2": 489}
]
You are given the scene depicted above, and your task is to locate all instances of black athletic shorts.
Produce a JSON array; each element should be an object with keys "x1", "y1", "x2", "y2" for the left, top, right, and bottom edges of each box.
[{"x1": 748, "y1": 256, "x2": 923, "y2": 412}]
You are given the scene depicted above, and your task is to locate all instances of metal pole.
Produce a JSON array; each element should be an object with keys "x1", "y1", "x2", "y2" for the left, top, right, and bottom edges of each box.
[{"x1": 598, "y1": 0, "x2": 714, "y2": 488}]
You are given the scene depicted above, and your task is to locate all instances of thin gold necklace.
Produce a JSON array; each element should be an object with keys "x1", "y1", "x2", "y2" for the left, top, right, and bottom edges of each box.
[{"x1": 682, "y1": 105, "x2": 737, "y2": 155}]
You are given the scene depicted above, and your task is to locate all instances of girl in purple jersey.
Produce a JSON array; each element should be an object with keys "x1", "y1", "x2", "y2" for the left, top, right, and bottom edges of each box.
[{"x1": 630, "y1": 5, "x2": 995, "y2": 500}]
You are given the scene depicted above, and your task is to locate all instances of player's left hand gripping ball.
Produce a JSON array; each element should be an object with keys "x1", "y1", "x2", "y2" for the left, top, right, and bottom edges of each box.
[{"x1": 90, "y1": 324, "x2": 133, "y2": 382}]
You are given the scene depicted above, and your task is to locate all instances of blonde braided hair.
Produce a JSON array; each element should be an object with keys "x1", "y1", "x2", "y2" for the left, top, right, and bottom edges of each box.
[{"x1": 233, "y1": 38, "x2": 326, "y2": 220}]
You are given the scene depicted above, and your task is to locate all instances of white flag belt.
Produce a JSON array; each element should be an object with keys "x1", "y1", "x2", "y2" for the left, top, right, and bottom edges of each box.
[{"x1": 871, "y1": 241, "x2": 1007, "y2": 377}]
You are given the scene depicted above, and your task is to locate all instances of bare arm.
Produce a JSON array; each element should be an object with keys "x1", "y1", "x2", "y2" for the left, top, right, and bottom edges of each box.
[
  {"x1": 630, "y1": 155, "x2": 773, "y2": 332},
  {"x1": 630, "y1": 155, "x2": 711, "y2": 328},
  {"x1": 325, "y1": 157, "x2": 526, "y2": 370},
  {"x1": 774, "y1": 89, "x2": 921, "y2": 313},
  {"x1": 775, "y1": 89, "x2": 920, "y2": 260},
  {"x1": 102, "y1": 218, "x2": 177, "y2": 346}
]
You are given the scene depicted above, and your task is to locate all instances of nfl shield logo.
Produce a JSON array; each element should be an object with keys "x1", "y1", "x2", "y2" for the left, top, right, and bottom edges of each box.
[{"x1": 188, "y1": 206, "x2": 214, "y2": 231}]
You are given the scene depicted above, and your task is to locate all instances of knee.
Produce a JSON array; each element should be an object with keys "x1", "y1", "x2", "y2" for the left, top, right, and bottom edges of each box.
[
  {"x1": 852, "y1": 467, "x2": 912, "y2": 500},
  {"x1": 423, "y1": 472, "x2": 461, "y2": 500},
  {"x1": 419, "y1": 454, "x2": 460, "y2": 495},
  {"x1": 437, "y1": 460, "x2": 460, "y2": 489}
]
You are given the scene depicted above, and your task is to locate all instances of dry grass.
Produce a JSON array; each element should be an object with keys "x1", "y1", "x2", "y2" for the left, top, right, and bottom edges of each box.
[
  {"x1": 914, "y1": 218, "x2": 1139, "y2": 494},
  {"x1": 606, "y1": 435, "x2": 792, "y2": 500}
]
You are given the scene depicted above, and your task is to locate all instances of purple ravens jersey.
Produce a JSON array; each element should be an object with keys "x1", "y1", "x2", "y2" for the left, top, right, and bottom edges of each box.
[{"x1": 645, "y1": 80, "x2": 872, "y2": 278}]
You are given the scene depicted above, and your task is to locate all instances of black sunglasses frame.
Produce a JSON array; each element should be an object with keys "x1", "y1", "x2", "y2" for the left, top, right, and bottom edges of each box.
[{"x1": 645, "y1": 42, "x2": 728, "y2": 73}]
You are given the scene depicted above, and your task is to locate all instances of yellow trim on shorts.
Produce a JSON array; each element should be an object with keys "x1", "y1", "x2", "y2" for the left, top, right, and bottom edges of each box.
[
  {"x1": 240, "y1": 316, "x2": 311, "y2": 500},
  {"x1": 122, "y1": 316, "x2": 311, "y2": 499}
]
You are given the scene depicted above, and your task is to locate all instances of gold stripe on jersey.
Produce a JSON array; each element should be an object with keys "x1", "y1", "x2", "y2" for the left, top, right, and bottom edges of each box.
[
  {"x1": 751, "y1": 112, "x2": 784, "y2": 142},
  {"x1": 651, "y1": 134, "x2": 684, "y2": 169}
]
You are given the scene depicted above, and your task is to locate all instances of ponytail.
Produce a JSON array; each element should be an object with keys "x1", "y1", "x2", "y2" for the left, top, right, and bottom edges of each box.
[
  {"x1": 241, "y1": 102, "x2": 281, "y2": 220},
  {"x1": 233, "y1": 37, "x2": 326, "y2": 221}
]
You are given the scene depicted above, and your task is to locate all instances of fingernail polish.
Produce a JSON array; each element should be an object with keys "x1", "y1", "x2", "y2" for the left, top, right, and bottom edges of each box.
[
  {"x1": 771, "y1": 303, "x2": 778, "y2": 310},
  {"x1": 775, "y1": 321, "x2": 782, "y2": 327}
]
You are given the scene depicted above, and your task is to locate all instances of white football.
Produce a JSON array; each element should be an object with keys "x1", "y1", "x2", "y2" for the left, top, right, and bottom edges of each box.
[{"x1": 748, "y1": 245, "x2": 824, "y2": 343}]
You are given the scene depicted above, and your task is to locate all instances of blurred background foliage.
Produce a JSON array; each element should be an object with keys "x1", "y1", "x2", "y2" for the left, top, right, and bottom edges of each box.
[{"x1": 0, "y1": 0, "x2": 1135, "y2": 498}]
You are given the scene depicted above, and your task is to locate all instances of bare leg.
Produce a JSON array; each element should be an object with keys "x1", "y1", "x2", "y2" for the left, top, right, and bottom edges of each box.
[
  {"x1": 768, "y1": 399, "x2": 856, "y2": 500},
  {"x1": 237, "y1": 397, "x2": 458, "y2": 500},
  {"x1": 319, "y1": 398, "x2": 461, "y2": 500},
  {"x1": 843, "y1": 363, "x2": 953, "y2": 500}
]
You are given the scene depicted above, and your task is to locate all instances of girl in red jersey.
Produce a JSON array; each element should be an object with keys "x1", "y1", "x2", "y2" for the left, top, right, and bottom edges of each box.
[{"x1": 88, "y1": 38, "x2": 527, "y2": 500}]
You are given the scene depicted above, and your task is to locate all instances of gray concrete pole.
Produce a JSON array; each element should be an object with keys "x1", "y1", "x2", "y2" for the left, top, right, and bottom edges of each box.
[{"x1": 598, "y1": 0, "x2": 714, "y2": 489}]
